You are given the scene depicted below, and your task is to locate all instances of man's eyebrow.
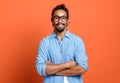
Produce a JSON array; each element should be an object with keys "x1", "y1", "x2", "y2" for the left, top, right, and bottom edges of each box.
[{"x1": 53, "y1": 15, "x2": 67, "y2": 17}]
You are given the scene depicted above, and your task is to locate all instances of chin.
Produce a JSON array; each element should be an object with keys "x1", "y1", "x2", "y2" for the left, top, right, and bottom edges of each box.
[{"x1": 56, "y1": 28, "x2": 66, "y2": 32}]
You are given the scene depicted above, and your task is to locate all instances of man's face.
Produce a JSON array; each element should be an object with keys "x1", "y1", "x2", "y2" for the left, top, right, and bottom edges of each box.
[{"x1": 52, "y1": 10, "x2": 68, "y2": 32}]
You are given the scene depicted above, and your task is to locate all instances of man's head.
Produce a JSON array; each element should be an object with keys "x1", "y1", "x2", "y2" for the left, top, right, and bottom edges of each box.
[{"x1": 51, "y1": 4, "x2": 69, "y2": 32}]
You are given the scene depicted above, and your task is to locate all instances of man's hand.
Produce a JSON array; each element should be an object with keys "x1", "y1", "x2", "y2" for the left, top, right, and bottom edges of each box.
[
  {"x1": 46, "y1": 60, "x2": 76, "y2": 68},
  {"x1": 46, "y1": 61, "x2": 52, "y2": 65},
  {"x1": 65, "y1": 61, "x2": 76, "y2": 68}
]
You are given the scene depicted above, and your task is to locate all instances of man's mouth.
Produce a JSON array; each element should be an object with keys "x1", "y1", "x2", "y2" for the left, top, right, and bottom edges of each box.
[
  {"x1": 54, "y1": 23, "x2": 66, "y2": 32},
  {"x1": 56, "y1": 23, "x2": 65, "y2": 28},
  {"x1": 58, "y1": 24, "x2": 64, "y2": 27}
]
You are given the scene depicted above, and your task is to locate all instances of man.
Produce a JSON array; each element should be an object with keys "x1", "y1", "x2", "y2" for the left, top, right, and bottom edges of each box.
[{"x1": 36, "y1": 4, "x2": 88, "y2": 83}]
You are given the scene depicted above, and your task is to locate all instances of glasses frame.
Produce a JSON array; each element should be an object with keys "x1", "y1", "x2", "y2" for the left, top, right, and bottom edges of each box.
[{"x1": 52, "y1": 15, "x2": 68, "y2": 22}]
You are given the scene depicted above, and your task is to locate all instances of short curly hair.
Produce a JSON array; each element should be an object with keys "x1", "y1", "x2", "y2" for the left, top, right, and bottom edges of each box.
[{"x1": 51, "y1": 4, "x2": 69, "y2": 19}]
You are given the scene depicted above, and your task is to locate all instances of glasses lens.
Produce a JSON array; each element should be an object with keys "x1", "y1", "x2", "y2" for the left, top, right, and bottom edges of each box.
[{"x1": 53, "y1": 16, "x2": 67, "y2": 22}]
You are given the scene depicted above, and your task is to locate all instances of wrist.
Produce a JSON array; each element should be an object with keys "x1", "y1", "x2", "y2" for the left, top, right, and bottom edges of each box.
[{"x1": 64, "y1": 62, "x2": 70, "y2": 68}]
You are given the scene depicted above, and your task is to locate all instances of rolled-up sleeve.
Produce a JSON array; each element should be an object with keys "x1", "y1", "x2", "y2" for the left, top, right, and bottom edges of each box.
[
  {"x1": 36, "y1": 39, "x2": 48, "y2": 76},
  {"x1": 74, "y1": 38, "x2": 88, "y2": 71}
]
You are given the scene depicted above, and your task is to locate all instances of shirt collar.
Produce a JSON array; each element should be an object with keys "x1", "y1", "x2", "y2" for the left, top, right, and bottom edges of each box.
[{"x1": 50, "y1": 30, "x2": 71, "y2": 39}]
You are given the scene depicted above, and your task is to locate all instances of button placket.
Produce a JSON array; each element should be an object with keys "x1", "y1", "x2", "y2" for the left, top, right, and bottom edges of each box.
[
  {"x1": 57, "y1": 39, "x2": 63, "y2": 63},
  {"x1": 60, "y1": 42, "x2": 63, "y2": 63},
  {"x1": 57, "y1": 37, "x2": 64, "y2": 63}
]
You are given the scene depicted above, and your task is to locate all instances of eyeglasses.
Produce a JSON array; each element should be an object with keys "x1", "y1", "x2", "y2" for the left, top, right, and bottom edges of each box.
[{"x1": 52, "y1": 16, "x2": 68, "y2": 22}]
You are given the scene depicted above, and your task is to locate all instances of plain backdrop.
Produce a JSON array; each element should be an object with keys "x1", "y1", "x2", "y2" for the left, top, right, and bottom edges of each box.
[{"x1": 0, "y1": 0, "x2": 120, "y2": 83}]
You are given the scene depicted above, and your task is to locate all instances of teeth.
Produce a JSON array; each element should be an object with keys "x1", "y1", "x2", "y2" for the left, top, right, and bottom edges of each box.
[{"x1": 58, "y1": 24, "x2": 63, "y2": 27}]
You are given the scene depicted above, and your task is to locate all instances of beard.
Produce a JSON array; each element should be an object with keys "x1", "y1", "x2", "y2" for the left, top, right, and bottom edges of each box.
[{"x1": 54, "y1": 23, "x2": 67, "y2": 32}]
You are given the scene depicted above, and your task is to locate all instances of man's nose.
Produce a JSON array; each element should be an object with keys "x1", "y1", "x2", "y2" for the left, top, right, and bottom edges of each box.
[{"x1": 58, "y1": 18, "x2": 62, "y2": 23}]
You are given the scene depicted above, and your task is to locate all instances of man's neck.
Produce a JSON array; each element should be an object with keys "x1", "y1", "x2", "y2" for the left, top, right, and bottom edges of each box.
[{"x1": 55, "y1": 29, "x2": 67, "y2": 41}]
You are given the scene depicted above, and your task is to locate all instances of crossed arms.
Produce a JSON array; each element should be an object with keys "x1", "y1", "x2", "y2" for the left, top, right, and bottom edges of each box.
[
  {"x1": 45, "y1": 60, "x2": 86, "y2": 76},
  {"x1": 36, "y1": 39, "x2": 88, "y2": 76}
]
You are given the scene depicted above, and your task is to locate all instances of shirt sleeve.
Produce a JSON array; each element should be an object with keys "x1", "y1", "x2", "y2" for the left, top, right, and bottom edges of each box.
[
  {"x1": 36, "y1": 39, "x2": 48, "y2": 76},
  {"x1": 74, "y1": 37, "x2": 88, "y2": 71}
]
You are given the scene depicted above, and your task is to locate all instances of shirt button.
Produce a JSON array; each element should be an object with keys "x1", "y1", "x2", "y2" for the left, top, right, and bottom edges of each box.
[
  {"x1": 60, "y1": 50, "x2": 62, "y2": 53},
  {"x1": 59, "y1": 42, "x2": 60, "y2": 45}
]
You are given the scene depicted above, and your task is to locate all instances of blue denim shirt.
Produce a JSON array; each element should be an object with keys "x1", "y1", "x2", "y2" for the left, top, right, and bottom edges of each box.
[{"x1": 36, "y1": 30, "x2": 88, "y2": 83}]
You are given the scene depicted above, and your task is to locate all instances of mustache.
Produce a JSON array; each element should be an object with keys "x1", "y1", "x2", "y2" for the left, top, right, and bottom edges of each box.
[{"x1": 55, "y1": 23, "x2": 65, "y2": 26}]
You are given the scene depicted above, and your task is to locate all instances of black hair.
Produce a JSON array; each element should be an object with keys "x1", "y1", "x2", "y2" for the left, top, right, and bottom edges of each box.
[{"x1": 51, "y1": 4, "x2": 69, "y2": 19}]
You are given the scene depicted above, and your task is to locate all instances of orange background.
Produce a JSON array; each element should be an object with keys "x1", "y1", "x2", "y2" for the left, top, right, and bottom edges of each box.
[{"x1": 0, "y1": 0, "x2": 120, "y2": 83}]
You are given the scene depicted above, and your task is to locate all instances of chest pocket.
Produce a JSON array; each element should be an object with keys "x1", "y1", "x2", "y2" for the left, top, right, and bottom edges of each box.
[
  {"x1": 65, "y1": 44, "x2": 75, "y2": 62},
  {"x1": 48, "y1": 45, "x2": 63, "y2": 64}
]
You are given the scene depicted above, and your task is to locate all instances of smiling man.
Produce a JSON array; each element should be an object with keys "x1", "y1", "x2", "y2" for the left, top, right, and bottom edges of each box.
[{"x1": 36, "y1": 4, "x2": 88, "y2": 83}]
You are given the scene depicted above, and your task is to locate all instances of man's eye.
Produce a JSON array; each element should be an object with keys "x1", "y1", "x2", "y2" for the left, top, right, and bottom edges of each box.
[
  {"x1": 62, "y1": 17, "x2": 66, "y2": 19},
  {"x1": 54, "y1": 17, "x2": 59, "y2": 19}
]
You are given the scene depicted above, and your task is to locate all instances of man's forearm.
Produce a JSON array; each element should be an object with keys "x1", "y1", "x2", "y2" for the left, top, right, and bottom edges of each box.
[
  {"x1": 45, "y1": 61, "x2": 76, "y2": 75},
  {"x1": 56, "y1": 65, "x2": 86, "y2": 76},
  {"x1": 45, "y1": 62, "x2": 67, "y2": 75}
]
